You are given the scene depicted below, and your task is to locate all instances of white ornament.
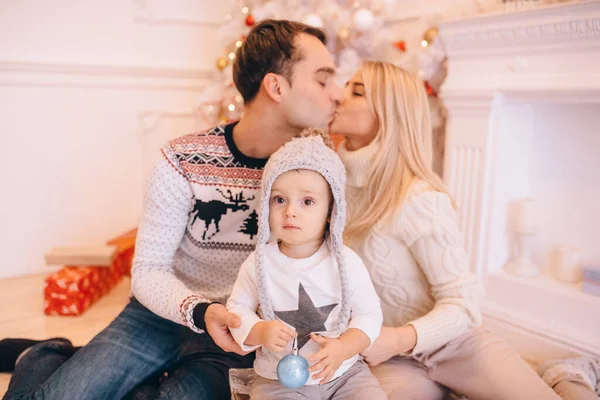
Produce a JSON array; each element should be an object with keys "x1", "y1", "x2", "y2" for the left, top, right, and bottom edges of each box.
[
  {"x1": 302, "y1": 13, "x2": 324, "y2": 28},
  {"x1": 338, "y1": 48, "x2": 361, "y2": 66},
  {"x1": 504, "y1": 199, "x2": 540, "y2": 278},
  {"x1": 336, "y1": 48, "x2": 362, "y2": 86},
  {"x1": 352, "y1": 8, "x2": 375, "y2": 32},
  {"x1": 252, "y1": 1, "x2": 280, "y2": 21},
  {"x1": 418, "y1": 39, "x2": 445, "y2": 81}
]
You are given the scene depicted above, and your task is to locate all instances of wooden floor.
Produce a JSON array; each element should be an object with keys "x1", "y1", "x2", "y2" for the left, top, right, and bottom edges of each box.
[
  {"x1": 0, "y1": 273, "x2": 131, "y2": 396},
  {"x1": 0, "y1": 274, "x2": 549, "y2": 397}
]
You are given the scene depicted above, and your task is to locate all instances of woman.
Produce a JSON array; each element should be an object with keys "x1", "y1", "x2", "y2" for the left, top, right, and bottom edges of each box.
[{"x1": 330, "y1": 60, "x2": 599, "y2": 400}]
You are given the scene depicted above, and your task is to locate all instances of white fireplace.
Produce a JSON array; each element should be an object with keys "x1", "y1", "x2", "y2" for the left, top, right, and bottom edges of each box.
[{"x1": 439, "y1": 0, "x2": 600, "y2": 361}]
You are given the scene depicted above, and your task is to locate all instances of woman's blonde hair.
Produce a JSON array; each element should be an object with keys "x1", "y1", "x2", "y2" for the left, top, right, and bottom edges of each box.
[{"x1": 344, "y1": 60, "x2": 454, "y2": 244}]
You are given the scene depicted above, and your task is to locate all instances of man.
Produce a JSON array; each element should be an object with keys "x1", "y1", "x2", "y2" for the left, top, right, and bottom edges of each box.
[{"x1": 2, "y1": 19, "x2": 343, "y2": 400}]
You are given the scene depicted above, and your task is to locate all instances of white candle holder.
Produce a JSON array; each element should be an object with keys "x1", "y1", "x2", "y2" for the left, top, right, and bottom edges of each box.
[
  {"x1": 504, "y1": 198, "x2": 540, "y2": 277},
  {"x1": 504, "y1": 232, "x2": 540, "y2": 277},
  {"x1": 552, "y1": 246, "x2": 583, "y2": 283}
]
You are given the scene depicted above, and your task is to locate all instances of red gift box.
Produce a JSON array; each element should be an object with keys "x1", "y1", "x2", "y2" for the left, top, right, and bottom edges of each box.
[
  {"x1": 44, "y1": 265, "x2": 123, "y2": 316},
  {"x1": 43, "y1": 228, "x2": 137, "y2": 316},
  {"x1": 107, "y1": 228, "x2": 137, "y2": 277}
]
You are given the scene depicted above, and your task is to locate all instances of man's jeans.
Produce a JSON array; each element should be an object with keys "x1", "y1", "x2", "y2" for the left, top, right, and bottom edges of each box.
[{"x1": 4, "y1": 297, "x2": 254, "y2": 400}]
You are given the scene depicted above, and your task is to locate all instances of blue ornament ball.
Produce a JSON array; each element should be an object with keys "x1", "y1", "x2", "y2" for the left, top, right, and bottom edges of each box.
[{"x1": 276, "y1": 354, "x2": 310, "y2": 389}]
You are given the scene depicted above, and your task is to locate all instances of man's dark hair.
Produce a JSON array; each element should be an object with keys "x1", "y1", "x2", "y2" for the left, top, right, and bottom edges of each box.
[{"x1": 233, "y1": 19, "x2": 327, "y2": 104}]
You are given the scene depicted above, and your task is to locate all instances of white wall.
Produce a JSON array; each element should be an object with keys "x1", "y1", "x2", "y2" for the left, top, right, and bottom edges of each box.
[
  {"x1": 0, "y1": 0, "x2": 474, "y2": 279},
  {"x1": 0, "y1": 0, "x2": 231, "y2": 278},
  {"x1": 530, "y1": 103, "x2": 600, "y2": 269}
]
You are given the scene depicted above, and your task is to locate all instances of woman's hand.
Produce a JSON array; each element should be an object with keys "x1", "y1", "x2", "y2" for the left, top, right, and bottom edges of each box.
[
  {"x1": 309, "y1": 328, "x2": 371, "y2": 384},
  {"x1": 361, "y1": 325, "x2": 417, "y2": 367}
]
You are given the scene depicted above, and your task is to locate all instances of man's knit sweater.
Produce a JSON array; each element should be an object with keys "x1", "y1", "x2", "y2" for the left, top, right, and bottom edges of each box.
[
  {"x1": 337, "y1": 141, "x2": 485, "y2": 355},
  {"x1": 131, "y1": 122, "x2": 266, "y2": 333}
]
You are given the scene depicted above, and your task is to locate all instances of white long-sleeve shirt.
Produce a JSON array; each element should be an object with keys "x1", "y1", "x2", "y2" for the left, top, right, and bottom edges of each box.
[{"x1": 227, "y1": 241, "x2": 383, "y2": 384}]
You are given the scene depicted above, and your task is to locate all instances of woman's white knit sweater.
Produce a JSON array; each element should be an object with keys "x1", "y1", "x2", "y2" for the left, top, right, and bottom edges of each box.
[{"x1": 337, "y1": 141, "x2": 484, "y2": 355}]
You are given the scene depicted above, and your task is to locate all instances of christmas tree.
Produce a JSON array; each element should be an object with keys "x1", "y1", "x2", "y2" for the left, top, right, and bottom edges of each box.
[
  {"x1": 199, "y1": 0, "x2": 446, "y2": 124},
  {"x1": 239, "y1": 210, "x2": 259, "y2": 240},
  {"x1": 199, "y1": 0, "x2": 457, "y2": 175}
]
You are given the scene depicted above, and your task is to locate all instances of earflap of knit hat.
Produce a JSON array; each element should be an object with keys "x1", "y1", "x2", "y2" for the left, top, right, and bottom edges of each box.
[
  {"x1": 254, "y1": 172, "x2": 278, "y2": 322},
  {"x1": 327, "y1": 182, "x2": 350, "y2": 331}
]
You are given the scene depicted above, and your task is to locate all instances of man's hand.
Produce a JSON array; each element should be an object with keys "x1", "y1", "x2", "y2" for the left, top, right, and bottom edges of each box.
[
  {"x1": 204, "y1": 303, "x2": 249, "y2": 355},
  {"x1": 308, "y1": 333, "x2": 349, "y2": 384}
]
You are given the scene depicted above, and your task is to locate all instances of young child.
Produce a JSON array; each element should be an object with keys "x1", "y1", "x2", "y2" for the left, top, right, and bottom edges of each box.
[{"x1": 226, "y1": 134, "x2": 386, "y2": 399}]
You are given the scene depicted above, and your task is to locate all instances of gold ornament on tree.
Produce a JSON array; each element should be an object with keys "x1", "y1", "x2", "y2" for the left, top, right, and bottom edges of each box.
[
  {"x1": 216, "y1": 56, "x2": 229, "y2": 71},
  {"x1": 421, "y1": 26, "x2": 439, "y2": 47},
  {"x1": 337, "y1": 26, "x2": 350, "y2": 42}
]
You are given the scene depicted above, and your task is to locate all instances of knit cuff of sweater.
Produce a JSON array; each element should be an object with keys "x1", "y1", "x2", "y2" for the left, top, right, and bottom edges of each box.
[
  {"x1": 192, "y1": 301, "x2": 220, "y2": 333},
  {"x1": 407, "y1": 312, "x2": 467, "y2": 355}
]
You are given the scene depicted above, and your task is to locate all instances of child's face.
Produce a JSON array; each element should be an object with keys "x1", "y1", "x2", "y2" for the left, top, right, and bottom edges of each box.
[{"x1": 269, "y1": 170, "x2": 332, "y2": 247}]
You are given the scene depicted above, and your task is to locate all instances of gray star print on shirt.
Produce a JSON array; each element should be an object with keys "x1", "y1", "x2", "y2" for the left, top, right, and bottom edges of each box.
[{"x1": 274, "y1": 282, "x2": 339, "y2": 349}]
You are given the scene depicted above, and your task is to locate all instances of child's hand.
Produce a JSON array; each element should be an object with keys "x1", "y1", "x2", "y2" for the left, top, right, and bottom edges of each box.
[
  {"x1": 308, "y1": 333, "x2": 349, "y2": 384},
  {"x1": 261, "y1": 320, "x2": 296, "y2": 352}
]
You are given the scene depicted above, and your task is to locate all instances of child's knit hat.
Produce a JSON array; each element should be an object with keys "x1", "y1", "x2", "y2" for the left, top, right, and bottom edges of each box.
[{"x1": 255, "y1": 132, "x2": 350, "y2": 332}]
